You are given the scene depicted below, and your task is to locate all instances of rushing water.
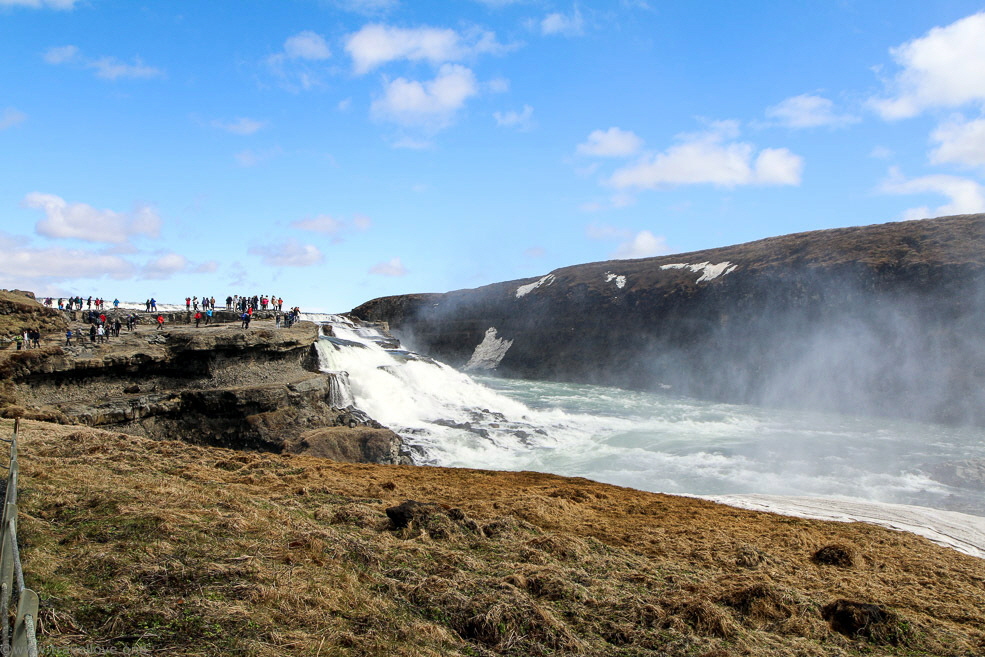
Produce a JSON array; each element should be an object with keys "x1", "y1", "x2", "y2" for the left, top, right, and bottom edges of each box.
[{"x1": 313, "y1": 315, "x2": 985, "y2": 519}]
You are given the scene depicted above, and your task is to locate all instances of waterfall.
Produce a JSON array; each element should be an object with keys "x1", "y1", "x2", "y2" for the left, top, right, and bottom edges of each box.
[{"x1": 310, "y1": 315, "x2": 567, "y2": 466}]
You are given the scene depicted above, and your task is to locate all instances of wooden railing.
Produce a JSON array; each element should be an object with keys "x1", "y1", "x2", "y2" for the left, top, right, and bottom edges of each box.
[{"x1": 0, "y1": 419, "x2": 39, "y2": 656}]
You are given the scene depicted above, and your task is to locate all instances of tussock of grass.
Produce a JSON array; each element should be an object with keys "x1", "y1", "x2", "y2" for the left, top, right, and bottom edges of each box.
[{"x1": 7, "y1": 419, "x2": 985, "y2": 656}]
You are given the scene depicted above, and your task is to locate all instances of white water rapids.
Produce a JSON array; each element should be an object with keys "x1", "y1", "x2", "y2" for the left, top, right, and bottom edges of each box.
[{"x1": 312, "y1": 314, "x2": 985, "y2": 558}]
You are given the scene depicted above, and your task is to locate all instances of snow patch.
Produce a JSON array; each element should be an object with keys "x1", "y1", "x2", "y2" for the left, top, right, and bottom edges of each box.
[
  {"x1": 605, "y1": 272, "x2": 626, "y2": 289},
  {"x1": 660, "y1": 261, "x2": 737, "y2": 283},
  {"x1": 464, "y1": 327, "x2": 514, "y2": 371},
  {"x1": 515, "y1": 273, "x2": 555, "y2": 298}
]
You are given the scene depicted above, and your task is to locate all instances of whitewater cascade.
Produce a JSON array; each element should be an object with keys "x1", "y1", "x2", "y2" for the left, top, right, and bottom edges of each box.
[
  {"x1": 307, "y1": 314, "x2": 985, "y2": 557},
  {"x1": 313, "y1": 315, "x2": 580, "y2": 467}
]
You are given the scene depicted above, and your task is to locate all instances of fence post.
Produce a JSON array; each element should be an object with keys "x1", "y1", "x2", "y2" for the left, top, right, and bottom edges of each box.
[{"x1": 12, "y1": 588, "x2": 39, "y2": 657}]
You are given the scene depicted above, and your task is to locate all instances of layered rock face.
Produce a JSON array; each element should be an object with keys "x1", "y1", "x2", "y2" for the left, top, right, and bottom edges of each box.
[
  {"x1": 0, "y1": 319, "x2": 408, "y2": 463},
  {"x1": 352, "y1": 214, "x2": 985, "y2": 426}
]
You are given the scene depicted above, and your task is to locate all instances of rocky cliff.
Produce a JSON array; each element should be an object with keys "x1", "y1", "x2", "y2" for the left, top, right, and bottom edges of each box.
[
  {"x1": 352, "y1": 214, "x2": 985, "y2": 426},
  {"x1": 0, "y1": 306, "x2": 409, "y2": 464}
]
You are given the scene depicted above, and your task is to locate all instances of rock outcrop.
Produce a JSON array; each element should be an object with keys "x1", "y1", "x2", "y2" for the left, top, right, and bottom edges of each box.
[
  {"x1": 352, "y1": 214, "x2": 985, "y2": 425},
  {"x1": 0, "y1": 311, "x2": 409, "y2": 463}
]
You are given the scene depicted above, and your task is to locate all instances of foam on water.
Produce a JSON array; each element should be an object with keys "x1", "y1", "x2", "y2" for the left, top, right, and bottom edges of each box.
[{"x1": 314, "y1": 317, "x2": 985, "y2": 521}]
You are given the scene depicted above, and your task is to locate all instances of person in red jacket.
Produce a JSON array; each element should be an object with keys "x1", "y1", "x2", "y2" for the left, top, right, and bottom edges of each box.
[{"x1": 156, "y1": 314, "x2": 165, "y2": 330}]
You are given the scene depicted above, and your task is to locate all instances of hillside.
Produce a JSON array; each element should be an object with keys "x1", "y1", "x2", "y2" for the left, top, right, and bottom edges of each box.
[
  {"x1": 11, "y1": 418, "x2": 985, "y2": 656},
  {"x1": 352, "y1": 214, "x2": 985, "y2": 426}
]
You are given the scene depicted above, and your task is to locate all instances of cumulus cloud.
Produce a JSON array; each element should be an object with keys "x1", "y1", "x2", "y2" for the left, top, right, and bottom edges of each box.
[
  {"x1": 0, "y1": 107, "x2": 26, "y2": 130},
  {"x1": 577, "y1": 127, "x2": 643, "y2": 157},
  {"x1": 608, "y1": 121, "x2": 803, "y2": 190},
  {"x1": 869, "y1": 12, "x2": 985, "y2": 119},
  {"x1": 494, "y1": 104, "x2": 533, "y2": 130},
  {"x1": 541, "y1": 8, "x2": 584, "y2": 36},
  {"x1": 371, "y1": 64, "x2": 477, "y2": 127},
  {"x1": 930, "y1": 116, "x2": 985, "y2": 171},
  {"x1": 346, "y1": 24, "x2": 464, "y2": 73},
  {"x1": 880, "y1": 167, "x2": 985, "y2": 220},
  {"x1": 765, "y1": 94, "x2": 858, "y2": 128},
  {"x1": 211, "y1": 117, "x2": 265, "y2": 135},
  {"x1": 23, "y1": 192, "x2": 161, "y2": 245},
  {"x1": 44, "y1": 45, "x2": 164, "y2": 80},
  {"x1": 345, "y1": 23, "x2": 507, "y2": 74},
  {"x1": 142, "y1": 252, "x2": 188, "y2": 280},
  {"x1": 248, "y1": 239, "x2": 324, "y2": 267},
  {"x1": 369, "y1": 257, "x2": 408, "y2": 276},
  {"x1": 612, "y1": 230, "x2": 670, "y2": 259},
  {"x1": 0, "y1": 0, "x2": 77, "y2": 8}
]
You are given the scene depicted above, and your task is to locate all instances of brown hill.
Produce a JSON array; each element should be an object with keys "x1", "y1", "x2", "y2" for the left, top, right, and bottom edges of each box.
[
  {"x1": 352, "y1": 214, "x2": 985, "y2": 425},
  {"x1": 11, "y1": 418, "x2": 985, "y2": 656}
]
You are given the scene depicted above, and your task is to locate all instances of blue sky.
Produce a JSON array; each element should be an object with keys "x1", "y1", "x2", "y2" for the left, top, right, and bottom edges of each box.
[{"x1": 3, "y1": 1, "x2": 985, "y2": 312}]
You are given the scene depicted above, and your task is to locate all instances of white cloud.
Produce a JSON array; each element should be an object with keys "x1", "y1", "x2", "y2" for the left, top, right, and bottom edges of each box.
[
  {"x1": 0, "y1": 107, "x2": 26, "y2": 130},
  {"x1": 23, "y1": 192, "x2": 161, "y2": 245},
  {"x1": 494, "y1": 104, "x2": 533, "y2": 130},
  {"x1": 608, "y1": 121, "x2": 803, "y2": 189},
  {"x1": 371, "y1": 64, "x2": 477, "y2": 127},
  {"x1": 248, "y1": 239, "x2": 324, "y2": 267},
  {"x1": 211, "y1": 117, "x2": 265, "y2": 135},
  {"x1": 193, "y1": 261, "x2": 219, "y2": 274},
  {"x1": 369, "y1": 257, "x2": 408, "y2": 276},
  {"x1": 333, "y1": 0, "x2": 398, "y2": 13},
  {"x1": 89, "y1": 56, "x2": 163, "y2": 80},
  {"x1": 284, "y1": 31, "x2": 331, "y2": 60},
  {"x1": 880, "y1": 167, "x2": 985, "y2": 219},
  {"x1": 43, "y1": 45, "x2": 163, "y2": 80},
  {"x1": 577, "y1": 127, "x2": 643, "y2": 157},
  {"x1": 541, "y1": 9, "x2": 584, "y2": 36},
  {"x1": 0, "y1": 0, "x2": 77, "y2": 8},
  {"x1": 142, "y1": 252, "x2": 188, "y2": 279},
  {"x1": 930, "y1": 116, "x2": 985, "y2": 171},
  {"x1": 345, "y1": 23, "x2": 508, "y2": 74},
  {"x1": 870, "y1": 145, "x2": 894, "y2": 159},
  {"x1": 0, "y1": 243, "x2": 134, "y2": 284},
  {"x1": 43, "y1": 45, "x2": 78, "y2": 64},
  {"x1": 346, "y1": 24, "x2": 464, "y2": 74},
  {"x1": 612, "y1": 230, "x2": 670, "y2": 259},
  {"x1": 869, "y1": 12, "x2": 985, "y2": 119},
  {"x1": 291, "y1": 215, "x2": 346, "y2": 235},
  {"x1": 765, "y1": 94, "x2": 858, "y2": 128}
]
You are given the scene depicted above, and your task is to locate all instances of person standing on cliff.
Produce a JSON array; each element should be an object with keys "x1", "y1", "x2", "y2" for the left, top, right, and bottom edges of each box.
[
  {"x1": 194, "y1": 311, "x2": 202, "y2": 328},
  {"x1": 205, "y1": 307, "x2": 213, "y2": 325},
  {"x1": 156, "y1": 314, "x2": 164, "y2": 330},
  {"x1": 65, "y1": 329, "x2": 72, "y2": 346}
]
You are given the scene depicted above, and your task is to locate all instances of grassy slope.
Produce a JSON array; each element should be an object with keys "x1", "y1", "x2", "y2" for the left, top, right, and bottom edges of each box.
[{"x1": 8, "y1": 419, "x2": 983, "y2": 657}]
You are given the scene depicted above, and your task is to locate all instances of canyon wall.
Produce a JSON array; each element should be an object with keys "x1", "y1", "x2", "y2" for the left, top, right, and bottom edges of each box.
[{"x1": 352, "y1": 214, "x2": 985, "y2": 425}]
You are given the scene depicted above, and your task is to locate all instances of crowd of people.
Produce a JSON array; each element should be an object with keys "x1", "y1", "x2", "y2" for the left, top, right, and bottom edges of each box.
[{"x1": 9, "y1": 292, "x2": 304, "y2": 350}]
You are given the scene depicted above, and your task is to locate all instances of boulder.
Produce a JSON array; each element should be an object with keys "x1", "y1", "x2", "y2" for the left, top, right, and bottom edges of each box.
[{"x1": 286, "y1": 426, "x2": 411, "y2": 465}]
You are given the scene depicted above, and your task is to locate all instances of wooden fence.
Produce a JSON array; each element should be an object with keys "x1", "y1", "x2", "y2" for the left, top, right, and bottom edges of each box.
[{"x1": 1, "y1": 418, "x2": 39, "y2": 656}]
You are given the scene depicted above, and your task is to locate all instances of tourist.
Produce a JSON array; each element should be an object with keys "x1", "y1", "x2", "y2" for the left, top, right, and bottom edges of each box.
[
  {"x1": 150, "y1": 298, "x2": 157, "y2": 311},
  {"x1": 241, "y1": 312, "x2": 251, "y2": 329},
  {"x1": 65, "y1": 329, "x2": 72, "y2": 346},
  {"x1": 89, "y1": 325, "x2": 96, "y2": 343},
  {"x1": 205, "y1": 308, "x2": 213, "y2": 325},
  {"x1": 14, "y1": 334, "x2": 22, "y2": 350},
  {"x1": 194, "y1": 311, "x2": 202, "y2": 328},
  {"x1": 156, "y1": 314, "x2": 165, "y2": 330},
  {"x1": 75, "y1": 328, "x2": 84, "y2": 345}
]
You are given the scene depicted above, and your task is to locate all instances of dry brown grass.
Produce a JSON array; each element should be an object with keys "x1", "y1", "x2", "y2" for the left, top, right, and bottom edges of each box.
[{"x1": 6, "y1": 418, "x2": 985, "y2": 656}]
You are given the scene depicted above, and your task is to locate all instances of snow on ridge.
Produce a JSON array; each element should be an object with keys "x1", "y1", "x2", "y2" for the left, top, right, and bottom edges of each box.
[
  {"x1": 659, "y1": 261, "x2": 737, "y2": 283},
  {"x1": 515, "y1": 273, "x2": 555, "y2": 298},
  {"x1": 605, "y1": 272, "x2": 626, "y2": 289}
]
